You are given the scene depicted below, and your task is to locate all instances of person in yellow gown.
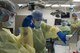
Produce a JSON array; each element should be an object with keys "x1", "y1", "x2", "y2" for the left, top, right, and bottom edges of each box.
[
  {"x1": 22, "y1": 10, "x2": 66, "y2": 53},
  {"x1": 68, "y1": 13, "x2": 80, "y2": 34},
  {"x1": 59, "y1": 20, "x2": 71, "y2": 35},
  {"x1": 0, "y1": 0, "x2": 35, "y2": 53}
]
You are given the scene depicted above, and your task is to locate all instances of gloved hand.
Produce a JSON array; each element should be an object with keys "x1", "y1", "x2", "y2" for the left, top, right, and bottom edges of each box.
[
  {"x1": 57, "y1": 31, "x2": 66, "y2": 44},
  {"x1": 22, "y1": 15, "x2": 35, "y2": 28}
]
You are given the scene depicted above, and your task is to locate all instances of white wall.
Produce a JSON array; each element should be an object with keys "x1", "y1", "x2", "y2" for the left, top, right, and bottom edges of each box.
[
  {"x1": 42, "y1": 8, "x2": 57, "y2": 26},
  {"x1": 16, "y1": 8, "x2": 31, "y2": 15}
]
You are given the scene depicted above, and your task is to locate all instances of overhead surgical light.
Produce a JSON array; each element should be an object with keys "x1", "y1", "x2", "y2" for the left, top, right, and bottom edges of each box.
[{"x1": 73, "y1": 0, "x2": 80, "y2": 2}]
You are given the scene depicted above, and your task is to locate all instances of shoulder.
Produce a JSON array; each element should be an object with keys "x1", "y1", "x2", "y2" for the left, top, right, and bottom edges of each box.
[{"x1": 2, "y1": 28, "x2": 12, "y2": 34}]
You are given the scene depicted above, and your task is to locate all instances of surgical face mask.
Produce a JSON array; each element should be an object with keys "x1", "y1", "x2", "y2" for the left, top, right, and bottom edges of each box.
[
  {"x1": 62, "y1": 22, "x2": 67, "y2": 26},
  {"x1": 61, "y1": 20, "x2": 67, "y2": 26},
  {"x1": 3, "y1": 16, "x2": 14, "y2": 28},
  {"x1": 0, "y1": 8, "x2": 15, "y2": 28},
  {"x1": 34, "y1": 21, "x2": 41, "y2": 28}
]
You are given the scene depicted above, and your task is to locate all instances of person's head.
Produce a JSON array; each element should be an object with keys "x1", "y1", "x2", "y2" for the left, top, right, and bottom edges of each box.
[
  {"x1": 61, "y1": 20, "x2": 67, "y2": 26},
  {"x1": 0, "y1": 0, "x2": 16, "y2": 28},
  {"x1": 32, "y1": 10, "x2": 43, "y2": 28},
  {"x1": 72, "y1": 13, "x2": 78, "y2": 20}
]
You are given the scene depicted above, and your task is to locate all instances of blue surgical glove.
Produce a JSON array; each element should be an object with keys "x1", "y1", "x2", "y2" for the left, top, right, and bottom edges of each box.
[
  {"x1": 22, "y1": 15, "x2": 35, "y2": 28},
  {"x1": 57, "y1": 31, "x2": 66, "y2": 44}
]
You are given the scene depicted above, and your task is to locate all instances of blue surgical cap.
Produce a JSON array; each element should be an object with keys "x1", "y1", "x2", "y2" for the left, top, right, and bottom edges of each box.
[{"x1": 32, "y1": 10, "x2": 43, "y2": 20}]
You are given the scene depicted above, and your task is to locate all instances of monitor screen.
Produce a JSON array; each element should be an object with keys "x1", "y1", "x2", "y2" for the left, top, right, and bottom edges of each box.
[
  {"x1": 61, "y1": 12, "x2": 70, "y2": 18},
  {"x1": 54, "y1": 19, "x2": 61, "y2": 25}
]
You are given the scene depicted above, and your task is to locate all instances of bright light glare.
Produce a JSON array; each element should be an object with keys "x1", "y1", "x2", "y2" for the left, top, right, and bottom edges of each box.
[
  {"x1": 52, "y1": 4, "x2": 60, "y2": 7},
  {"x1": 18, "y1": 4, "x2": 27, "y2": 7},
  {"x1": 73, "y1": 0, "x2": 80, "y2": 2},
  {"x1": 18, "y1": 4, "x2": 23, "y2": 6},
  {"x1": 61, "y1": 5, "x2": 76, "y2": 7},
  {"x1": 51, "y1": 4, "x2": 76, "y2": 7},
  {"x1": 45, "y1": 4, "x2": 51, "y2": 7}
]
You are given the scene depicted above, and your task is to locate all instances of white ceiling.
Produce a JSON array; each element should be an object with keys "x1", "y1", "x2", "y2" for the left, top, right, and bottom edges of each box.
[
  {"x1": 10, "y1": 0, "x2": 28, "y2": 4},
  {"x1": 10, "y1": 0, "x2": 80, "y2": 5},
  {"x1": 10, "y1": 0, "x2": 80, "y2": 12},
  {"x1": 10, "y1": 0, "x2": 70, "y2": 9},
  {"x1": 10, "y1": 0, "x2": 80, "y2": 8},
  {"x1": 10, "y1": 0, "x2": 69, "y2": 4}
]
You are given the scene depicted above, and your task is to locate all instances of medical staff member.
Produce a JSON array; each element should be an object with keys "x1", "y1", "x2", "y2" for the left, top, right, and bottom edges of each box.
[
  {"x1": 0, "y1": 0, "x2": 35, "y2": 53},
  {"x1": 59, "y1": 20, "x2": 71, "y2": 35},
  {"x1": 22, "y1": 10, "x2": 66, "y2": 53},
  {"x1": 0, "y1": 0, "x2": 19, "y2": 53},
  {"x1": 68, "y1": 13, "x2": 80, "y2": 34}
]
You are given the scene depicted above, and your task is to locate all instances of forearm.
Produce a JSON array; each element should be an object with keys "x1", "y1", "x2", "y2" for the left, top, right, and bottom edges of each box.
[{"x1": 19, "y1": 27, "x2": 34, "y2": 47}]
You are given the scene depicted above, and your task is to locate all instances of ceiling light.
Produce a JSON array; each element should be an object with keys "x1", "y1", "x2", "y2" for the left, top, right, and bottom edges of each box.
[
  {"x1": 51, "y1": 4, "x2": 76, "y2": 7},
  {"x1": 61, "y1": 5, "x2": 76, "y2": 7},
  {"x1": 73, "y1": 0, "x2": 80, "y2": 2},
  {"x1": 45, "y1": 4, "x2": 51, "y2": 7},
  {"x1": 18, "y1": 4, "x2": 27, "y2": 7},
  {"x1": 18, "y1": 4, "x2": 23, "y2": 7},
  {"x1": 61, "y1": 5, "x2": 70, "y2": 7},
  {"x1": 52, "y1": 4, "x2": 60, "y2": 7}
]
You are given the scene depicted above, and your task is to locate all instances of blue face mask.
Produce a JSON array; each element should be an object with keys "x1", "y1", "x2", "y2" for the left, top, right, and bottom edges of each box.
[{"x1": 34, "y1": 21, "x2": 41, "y2": 28}]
